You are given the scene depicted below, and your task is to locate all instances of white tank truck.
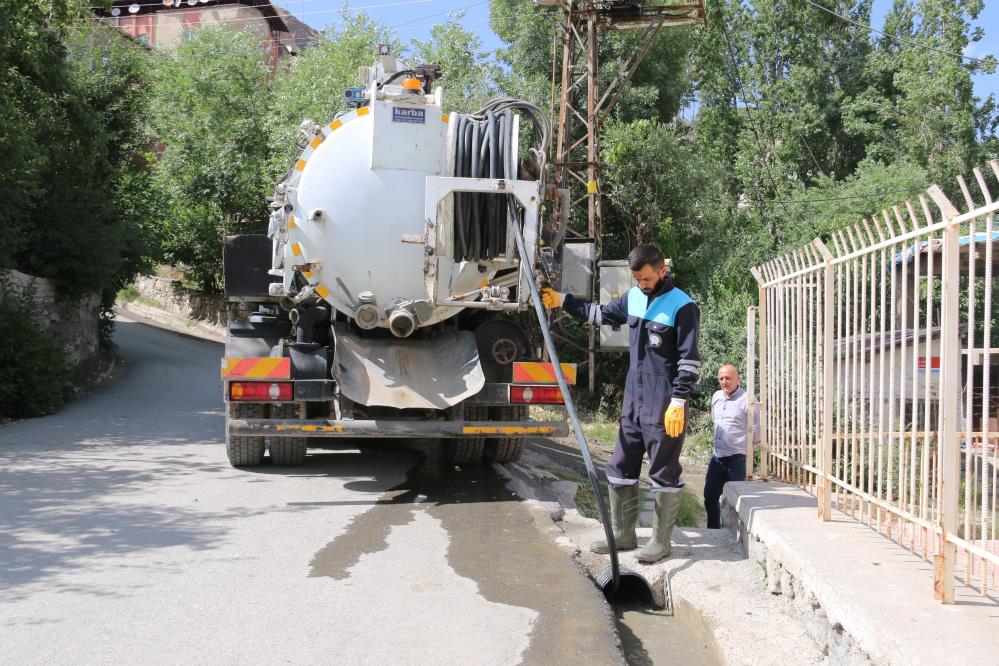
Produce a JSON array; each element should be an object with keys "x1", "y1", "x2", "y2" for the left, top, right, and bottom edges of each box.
[{"x1": 220, "y1": 50, "x2": 589, "y2": 468}]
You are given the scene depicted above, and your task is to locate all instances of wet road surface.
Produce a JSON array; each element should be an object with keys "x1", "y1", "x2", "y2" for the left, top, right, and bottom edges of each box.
[{"x1": 0, "y1": 320, "x2": 621, "y2": 664}]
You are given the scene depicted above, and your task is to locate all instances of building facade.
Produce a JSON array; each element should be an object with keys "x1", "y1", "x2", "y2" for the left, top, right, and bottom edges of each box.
[{"x1": 100, "y1": 0, "x2": 297, "y2": 68}]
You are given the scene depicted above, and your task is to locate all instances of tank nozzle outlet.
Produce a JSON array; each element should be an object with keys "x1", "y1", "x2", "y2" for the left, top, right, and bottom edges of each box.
[
  {"x1": 388, "y1": 308, "x2": 416, "y2": 338},
  {"x1": 354, "y1": 303, "x2": 380, "y2": 330}
]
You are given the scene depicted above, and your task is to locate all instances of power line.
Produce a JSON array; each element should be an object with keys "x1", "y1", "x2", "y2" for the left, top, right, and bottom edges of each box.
[
  {"x1": 804, "y1": 0, "x2": 995, "y2": 66},
  {"x1": 389, "y1": 0, "x2": 485, "y2": 29},
  {"x1": 699, "y1": 187, "x2": 925, "y2": 209}
]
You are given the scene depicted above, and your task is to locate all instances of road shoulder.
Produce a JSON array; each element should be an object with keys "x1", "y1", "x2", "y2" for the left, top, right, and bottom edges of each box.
[{"x1": 511, "y1": 441, "x2": 828, "y2": 666}]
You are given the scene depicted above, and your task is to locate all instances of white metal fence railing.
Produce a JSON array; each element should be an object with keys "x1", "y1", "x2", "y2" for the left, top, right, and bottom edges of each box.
[{"x1": 748, "y1": 162, "x2": 999, "y2": 604}]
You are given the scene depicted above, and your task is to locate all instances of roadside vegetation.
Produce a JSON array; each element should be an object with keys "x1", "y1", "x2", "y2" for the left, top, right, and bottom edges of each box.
[
  {"x1": 0, "y1": 280, "x2": 72, "y2": 419},
  {"x1": 540, "y1": 467, "x2": 706, "y2": 528},
  {"x1": 2, "y1": 0, "x2": 996, "y2": 421},
  {"x1": 116, "y1": 283, "x2": 163, "y2": 310}
]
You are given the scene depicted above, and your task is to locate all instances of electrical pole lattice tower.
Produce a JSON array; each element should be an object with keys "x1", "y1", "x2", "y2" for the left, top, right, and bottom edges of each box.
[{"x1": 544, "y1": 0, "x2": 705, "y2": 392}]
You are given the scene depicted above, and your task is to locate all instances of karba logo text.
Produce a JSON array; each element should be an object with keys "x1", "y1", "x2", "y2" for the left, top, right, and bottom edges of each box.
[{"x1": 392, "y1": 107, "x2": 426, "y2": 124}]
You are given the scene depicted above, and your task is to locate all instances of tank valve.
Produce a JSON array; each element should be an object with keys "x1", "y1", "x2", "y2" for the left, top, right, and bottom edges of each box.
[
  {"x1": 387, "y1": 308, "x2": 416, "y2": 338},
  {"x1": 309, "y1": 208, "x2": 326, "y2": 223},
  {"x1": 354, "y1": 307, "x2": 379, "y2": 330},
  {"x1": 481, "y1": 285, "x2": 511, "y2": 310},
  {"x1": 353, "y1": 292, "x2": 379, "y2": 329}
]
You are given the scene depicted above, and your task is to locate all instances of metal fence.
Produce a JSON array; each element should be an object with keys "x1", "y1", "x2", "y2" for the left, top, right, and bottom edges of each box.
[{"x1": 748, "y1": 162, "x2": 999, "y2": 603}]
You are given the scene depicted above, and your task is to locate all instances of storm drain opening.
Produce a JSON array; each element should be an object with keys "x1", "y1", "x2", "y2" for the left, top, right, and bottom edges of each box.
[{"x1": 596, "y1": 566, "x2": 659, "y2": 608}]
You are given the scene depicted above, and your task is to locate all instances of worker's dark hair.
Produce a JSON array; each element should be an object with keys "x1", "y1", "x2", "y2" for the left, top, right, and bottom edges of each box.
[{"x1": 628, "y1": 244, "x2": 666, "y2": 271}]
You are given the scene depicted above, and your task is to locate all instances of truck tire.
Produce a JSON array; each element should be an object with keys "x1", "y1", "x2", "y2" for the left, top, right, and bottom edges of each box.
[
  {"x1": 444, "y1": 404, "x2": 488, "y2": 464},
  {"x1": 485, "y1": 405, "x2": 529, "y2": 463},
  {"x1": 226, "y1": 402, "x2": 266, "y2": 467},
  {"x1": 269, "y1": 403, "x2": 308, "y2": 466}
]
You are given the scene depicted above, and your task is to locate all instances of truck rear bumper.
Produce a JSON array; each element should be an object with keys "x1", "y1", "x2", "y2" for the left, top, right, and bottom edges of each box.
[{"x1": 227, "y1": 418, "x2": 569, "y2": 439}]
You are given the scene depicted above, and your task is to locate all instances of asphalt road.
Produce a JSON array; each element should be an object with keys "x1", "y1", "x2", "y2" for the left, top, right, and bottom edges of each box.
[{"x1": 0, "y1": 319, "x2": 621, "y2": 665}]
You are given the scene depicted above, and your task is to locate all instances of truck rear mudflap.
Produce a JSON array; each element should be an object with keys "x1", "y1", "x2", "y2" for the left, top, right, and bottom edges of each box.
[{"x1": 226, "y1": 418, "x2": 568, "y2": 439}]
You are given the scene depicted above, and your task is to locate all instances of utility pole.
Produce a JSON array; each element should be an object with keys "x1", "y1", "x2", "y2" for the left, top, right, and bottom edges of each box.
[{"x1": 547, "y1": 0, "x2": 705, "y2": 392}]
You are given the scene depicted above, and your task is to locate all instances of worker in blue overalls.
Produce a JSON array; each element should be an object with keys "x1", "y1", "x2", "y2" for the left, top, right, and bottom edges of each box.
[{"x1": 542, "y1": 244, "x2": 701, "y2": 563}]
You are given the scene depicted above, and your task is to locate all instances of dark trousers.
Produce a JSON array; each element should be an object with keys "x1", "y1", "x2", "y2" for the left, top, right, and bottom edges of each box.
[
  {"x1": 703, "y1": 453, "x2": 746, "y2": 528},
  {"x1": 607, "y1": 387, "x2": 685, "y2": 490}
]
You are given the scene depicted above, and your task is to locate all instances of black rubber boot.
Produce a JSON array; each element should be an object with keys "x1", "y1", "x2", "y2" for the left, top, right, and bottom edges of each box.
[{"x1": 590, "y1": 484, "x2": 640, "y2": 553}]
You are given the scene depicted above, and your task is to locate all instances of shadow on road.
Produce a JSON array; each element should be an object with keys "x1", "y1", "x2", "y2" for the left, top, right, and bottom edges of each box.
[
  {"x1": 0, "y1": 449, "x2": 234, "y2": 596},
  {"x1": 0, "y1": 321, "x2": 231, "y2": 597}
]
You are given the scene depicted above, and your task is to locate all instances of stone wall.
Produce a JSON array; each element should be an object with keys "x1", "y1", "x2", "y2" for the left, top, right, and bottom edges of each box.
[
  {"x1": 133, "y1": 276, "x2": 228, "y2": 327},
  {"x1": 7, "y1": 270, "x2": 100, "y2": 371}
]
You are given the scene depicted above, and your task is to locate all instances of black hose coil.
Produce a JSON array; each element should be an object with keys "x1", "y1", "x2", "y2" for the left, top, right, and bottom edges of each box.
[{"x1": 450, "y1": 100, "x2": 550, "y2": 263}]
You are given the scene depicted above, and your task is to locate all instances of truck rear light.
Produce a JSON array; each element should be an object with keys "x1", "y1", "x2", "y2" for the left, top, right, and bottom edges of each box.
[
  {"x1": 510, "y1": 385, "x2": 564, "y2": 404},
  {"x1": 229, "y1": 381, "x2": 293, "y2": 401}
]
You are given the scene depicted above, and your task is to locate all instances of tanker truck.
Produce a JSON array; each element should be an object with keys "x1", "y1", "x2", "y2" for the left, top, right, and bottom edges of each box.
[{"x1": 220, "y1": 50, "x2": 587, "y2": 468}]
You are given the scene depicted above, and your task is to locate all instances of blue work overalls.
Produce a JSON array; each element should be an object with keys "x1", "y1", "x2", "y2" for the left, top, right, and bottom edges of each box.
[{"x1": 563, "y1": 276, "x2": 701, "y2": 491}]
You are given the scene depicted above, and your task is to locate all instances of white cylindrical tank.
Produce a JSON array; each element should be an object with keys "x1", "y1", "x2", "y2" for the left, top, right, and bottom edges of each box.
[{"x1": 276, "y1": 77, "x2": 492, "y2": 331}]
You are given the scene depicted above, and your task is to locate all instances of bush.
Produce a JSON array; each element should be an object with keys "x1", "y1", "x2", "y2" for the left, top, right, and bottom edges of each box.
[
  {"x1": 117, "y1": 284, "x2": 140, "y2": 302},
  {"x1": 0, "y1": 278, "x2": 71, "y2": 419},
  {"x1": 676, "y1": 489, "x2": 706, "y2": 528}
]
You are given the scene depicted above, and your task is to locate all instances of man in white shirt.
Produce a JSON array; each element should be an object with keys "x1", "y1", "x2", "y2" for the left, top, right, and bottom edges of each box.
[{"x1": 704, "y1": 364, "x2": 759, "y2": 529}]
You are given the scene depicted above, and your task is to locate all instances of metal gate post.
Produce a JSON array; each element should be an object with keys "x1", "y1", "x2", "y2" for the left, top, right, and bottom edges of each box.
[
  {"x1": 746, "y1": 306, "x2": 758, "y2": 477},
  {"x1": 814, "y1": 238, "x2": 835, "y2": 521},
  {"x1": 751, "y1": 267, "x2": 769, "y2": 479},
  {"x1": 928, "y1": 185, "x2": 960, "y2": 604}
]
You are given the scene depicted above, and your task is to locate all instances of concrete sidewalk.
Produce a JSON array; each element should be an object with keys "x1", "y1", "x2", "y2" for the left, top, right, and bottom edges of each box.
[{"x1": 723, "y1": 481, "x2": 998, "y2": 666}]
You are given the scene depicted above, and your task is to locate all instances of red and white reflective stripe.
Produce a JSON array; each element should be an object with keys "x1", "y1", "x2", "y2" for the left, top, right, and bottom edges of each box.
[
  {"x1": 229, "y1": 381, "x2": 293, "y2": 401},
  {"x1": 510, "y1": 385, "x2": 564, "y2": 404}
]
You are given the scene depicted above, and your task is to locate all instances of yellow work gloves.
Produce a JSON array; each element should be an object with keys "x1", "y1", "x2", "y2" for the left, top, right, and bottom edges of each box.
[
  {"x1": 664, "y1": 399, "x2": 686, "y2": 438},
  {"x1": 541, "y1": 287, "x2": 563, "y2": 309}
]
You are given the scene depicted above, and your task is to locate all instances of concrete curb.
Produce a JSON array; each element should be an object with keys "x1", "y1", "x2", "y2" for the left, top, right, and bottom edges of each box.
[{"x1": 508, "y1": 450, "x2": 827, "y2": 665}]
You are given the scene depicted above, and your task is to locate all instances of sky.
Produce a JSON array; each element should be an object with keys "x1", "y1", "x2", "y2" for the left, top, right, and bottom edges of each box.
[{"x1": 277, "y1": 0, "x2": 998, "y2": 101}]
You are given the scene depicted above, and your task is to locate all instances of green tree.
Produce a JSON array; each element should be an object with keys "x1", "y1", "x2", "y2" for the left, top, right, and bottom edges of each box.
[
  {"x1": 0, "y1": 0, "x2": 113, "y2": 282},
  {"x1": 601, "y1": 119, "x2": 723, "y2": 274},
  {"x1": 268, "y1": 10, "x2": 399, "y2": 174},
  {"x1": 789, "y1": 160, "x2": 929, "y2": 244},
  {"x1": 65, "y1": 23, "x2": 161, "y2": 341},
  {"x1": 149, "y1": 26, "x2": 273, "y2": 292},
  {"x1": 0, "y1": 0, "x2": 67, "y2": 271},
  {"x1": 843, "y1": 0, "x2": 996, "y2": 184},
  {"x1": 692, "y1": 1, "x2": 876, "y2": 200},
  {"x1": 411, "y1": 16, "x2": 498, "y2": 113},
  {"x1": 2, "y1": 0, "x2": 158, "y2": 340},
  {"x1": 489, "y1": 0, "x2": 559, "y2": 105}
]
